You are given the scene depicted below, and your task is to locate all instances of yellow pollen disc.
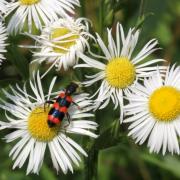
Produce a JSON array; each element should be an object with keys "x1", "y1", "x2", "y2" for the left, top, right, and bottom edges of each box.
[
  {"x1": 28, "y1": 107, "x2": 60, "y2": 142},
  {"x1": 105, "y1": 57, "x2": 135, "y2": 88},
  {"x1": 149, "y1": 86, "x2": 180, "y2": 122},
  {"x1": 51, "y1": 28, "x2": 79, "y2": 54},
  {"x1": 20, "y1": 0, "x2": 40, "y2": 5}
]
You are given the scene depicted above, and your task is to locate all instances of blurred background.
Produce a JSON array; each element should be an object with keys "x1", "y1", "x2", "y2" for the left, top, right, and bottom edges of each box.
[{"x1": 0, "y1": 0, "x2": 180, "y2": 179}]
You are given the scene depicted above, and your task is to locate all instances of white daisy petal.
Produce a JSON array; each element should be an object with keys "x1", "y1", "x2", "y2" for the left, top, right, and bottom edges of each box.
[
  {"x1": 0, "y1": 22, "x2": 8, "y2": 65},
  {"x1": 0, "y1": 0, "x2": 7, "y2": 15}
]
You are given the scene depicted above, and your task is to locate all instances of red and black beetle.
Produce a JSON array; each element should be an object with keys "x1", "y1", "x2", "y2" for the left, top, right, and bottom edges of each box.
[{"x1": 46, "y1": 82, "x2": 79, "y2": 128}]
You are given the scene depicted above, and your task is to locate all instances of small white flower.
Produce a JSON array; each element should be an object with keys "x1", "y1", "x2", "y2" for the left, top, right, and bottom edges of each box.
[
  {"x1": 124, "y1": 65, "x2": 180, "y2": 155},
  {"x1": 76, "y1": 23, "x2": 165, "y2": 123},
  {"x1": 0, "y1": 72, "x2": 98, "y2": 174},
  {"x1": 6, "y1": 0, "x2": 80, "y2": 34},
  {"x1": 0, "y1": 21, "x2": 8, "y2": 65},
  {"x1": 25, "y1": 18, "x2": 92, "y2": 76}
]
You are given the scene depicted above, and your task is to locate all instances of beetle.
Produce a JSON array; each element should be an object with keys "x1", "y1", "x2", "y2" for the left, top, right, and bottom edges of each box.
[{"x1": 46, "y1": 82, "x2": 79, "y2": 128}]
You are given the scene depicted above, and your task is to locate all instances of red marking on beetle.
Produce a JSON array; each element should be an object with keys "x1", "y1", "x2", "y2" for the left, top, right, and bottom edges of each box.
[
  {"x1": 59, "y1": 107, "x2": 67, "y2": 113},
  {"x1": 59, "y1": 92, "x2": 65, "y2": 98},
  {"x1": 48, "y1": 115, "x2": 61, "y2": 124},
  {"x1": 66, "y1": 96, "x2": 72, "y2": 102},
  {"x1": 53, "y1": 102, "x2": 59, "y2": 109}
]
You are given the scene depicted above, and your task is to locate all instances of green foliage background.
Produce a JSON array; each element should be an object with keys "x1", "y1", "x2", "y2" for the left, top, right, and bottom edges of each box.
[{"x1": 0, "y1": 0, "x2": 180, "y2": 179}]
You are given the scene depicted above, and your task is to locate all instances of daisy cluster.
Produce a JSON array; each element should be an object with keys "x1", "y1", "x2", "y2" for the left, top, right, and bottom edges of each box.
[{"x1": 0, "y1": 0, "x2": 179, "y2": 176}]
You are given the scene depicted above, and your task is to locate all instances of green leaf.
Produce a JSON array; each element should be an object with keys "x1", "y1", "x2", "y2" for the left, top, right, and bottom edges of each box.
[
  {"x1": 0, "y1": 79, "x2": 20, "y2": 88},
  {"x1": 6, "y1": 44, "x2": 29, "y2": 80},
  {"x1": 141, "y1": 154, "x2": 180, "y2": 177},
  {"x1": 94, "y1": 121, "x2": 122, "y2": 150},
  {"x1": 136, "y1": 12, "x2": 154, "y2": 30},
  {"x1": 40, "y1": 165, "x2": 56, "y2": 180}
]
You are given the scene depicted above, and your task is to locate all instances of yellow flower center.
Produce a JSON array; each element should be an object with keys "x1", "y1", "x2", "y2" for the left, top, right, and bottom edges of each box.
[
  {"x1": 105, "y1": 57, "x2": 136, "y2": 88},
  {"x1": 149, "y1": 86, "x2": 180, "y2": 122},
  {"x1": 28, "y1": 107, "x2": 60, "y2": 142},
  {"x1": 20, "y1": 0, "x2": 40, "y2": 5},
  {"x1": 51, "y1": 28, "x2": 79, "y2": 54}
]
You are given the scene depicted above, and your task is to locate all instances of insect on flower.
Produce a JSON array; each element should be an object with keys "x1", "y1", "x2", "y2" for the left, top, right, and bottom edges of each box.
[
  {"x1": 0, "y1": 72, "x2": 98, "y2": 174},
  {"x1": 46, "y1": 82, "x2": 80, "y2": 128}
]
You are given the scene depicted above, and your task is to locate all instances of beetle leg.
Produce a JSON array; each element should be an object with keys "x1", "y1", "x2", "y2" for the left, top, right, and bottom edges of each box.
[
  {"x1": 64, "y1": 128, "x2": 68, "y2": 137},
  {"x1": 63, "y1": 113, "x2": 71, "y2": 137},
  {"x1": 72, "y1": 101, "x2": 82, "y2": 110},
  {"x1": 63, "y1": 113, "x2": 71, "y2": 128},
  {"x1": 66, "y1": 112, "x2": 71, "y2": 125}
]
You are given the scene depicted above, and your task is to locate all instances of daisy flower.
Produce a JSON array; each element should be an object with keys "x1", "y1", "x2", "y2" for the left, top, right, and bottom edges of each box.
[
  {"x1": 25, "y1": 17, "x2": 92, "y2": 76},
  {"x1": 76, "y1": 23, "x2": 165, "y2": 123},
  {"x1": 124, "y1": 65, "x2": 180, "y2": 155},
  {"x1": 0, "y1": 72, "x2": 98, "y2": 174},
  {"x1": 0, "y1": 22, "x2": 8, "y2": 65},
  {"x1": 6, "y1": 0, "x2": 80, "y2": 34}
]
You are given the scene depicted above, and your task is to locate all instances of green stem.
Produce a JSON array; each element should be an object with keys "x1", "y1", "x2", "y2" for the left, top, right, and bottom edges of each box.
[
  {"x1": 139, "y1": 0, "x2": 145, "y2": 19},
  {"x1": 129, "y1": 140, "x2": 152, "y2": 180},
  {"x1": 79, "y1": 0, "x2": 86, "y2": 17},
  {"x1": 84, "y1": 148, "x2": 99, "y2": 180},
  {"x1": 138, "y1": 0, "x2": 148, "y2": 21},
  {"x1": 84, "y1": 110, "x2": 100, "y2": 180},
  {"x1": 83, "y1": 2, "x2": 106, "y2": 179},
  {"x1": 99, "y1": 0, "x2": 104, "y2": 38},
  {"x1": 136, "y1": 0, "x2": 148, "y2": 29}
]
